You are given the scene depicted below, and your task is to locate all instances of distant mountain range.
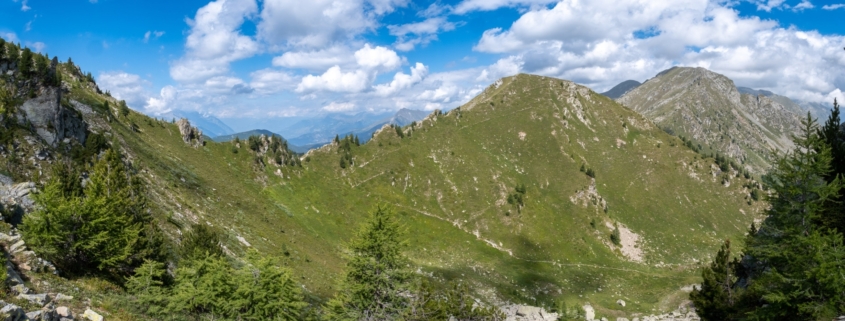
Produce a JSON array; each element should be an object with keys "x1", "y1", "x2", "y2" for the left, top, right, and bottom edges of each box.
[
  {"x1": 736, "y1": 86, "x2": 832, "y2": 118},
  {"x1": 284, "y1": 108, "x2": 429, "y2": 146},
  {"x1": 209, "y1": 108, "x2": 431, "y2": 153}
]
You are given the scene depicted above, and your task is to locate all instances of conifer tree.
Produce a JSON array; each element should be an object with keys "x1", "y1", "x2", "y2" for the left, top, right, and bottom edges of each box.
[
  {"x1": 126, "y1": 260, "x2": 170, "y2": 317},
  {"x1": 18, "y1": 47, "x2": 32, "y2": 78},
  {"x1": 694, "y1": 114, "x2": 845, "y2": 320},
  {"x1": 817, "y1": 99, "x2": 845, "y2": 232},
  {"x1": 169, "y1": 254, "x2": 235, "y2": 317},
  {"x1": 324, "y1": 205, "x2": 410, "y2": 320},
  {"x1": 179, "y1": 223, "x2": 224, "y2": 261},
  {"x1": 21, "y1": 149, "x2": 165, "y2": 278},
  {"x1": 690, "y1": 239, "x2": 738, "y2": 320},
  {"x1": 231, "y1": 250, "x2": 306, "y2": 320}
]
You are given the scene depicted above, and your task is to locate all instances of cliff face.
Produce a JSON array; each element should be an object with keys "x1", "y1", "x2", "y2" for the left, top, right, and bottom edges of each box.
[
  {"x1": 618, "y1": 67, "x2": 802, "y2": 173},
  {"x1": 18, "y1": 87, "x2": 87, "y2": 146}
]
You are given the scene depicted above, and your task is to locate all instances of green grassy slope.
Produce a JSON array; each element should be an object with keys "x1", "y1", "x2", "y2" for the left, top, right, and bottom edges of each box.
[{"x1": 100, "y1": 73, "x2": 763, "y2": 315}]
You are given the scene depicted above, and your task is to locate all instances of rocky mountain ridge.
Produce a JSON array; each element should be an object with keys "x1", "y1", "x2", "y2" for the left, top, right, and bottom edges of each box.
[{"x1": 618, "y1": 67, "x2": 803, "y2": 173}]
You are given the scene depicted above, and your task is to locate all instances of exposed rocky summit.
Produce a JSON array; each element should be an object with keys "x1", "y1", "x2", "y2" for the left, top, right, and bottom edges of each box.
[
  {"x1": 618, "y1": 67, "x2": 802, "y2": 173},
  {"x1": 177, "y1": 118, "x2": 204, "y2": 147}
]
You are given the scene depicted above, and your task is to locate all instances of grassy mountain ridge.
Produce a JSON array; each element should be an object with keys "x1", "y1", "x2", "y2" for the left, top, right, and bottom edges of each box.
[
  {"x1": 106, "y1": 73, "x2": 764, "y2": 313},
  {"x1": 2, "y1": 50, "x2": 764, "y2": 318}
]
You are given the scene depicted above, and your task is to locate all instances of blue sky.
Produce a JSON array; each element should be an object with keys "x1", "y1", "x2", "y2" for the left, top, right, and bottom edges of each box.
[{"x1": 2, "y1": 0, "x2": 844, "y2": 132}]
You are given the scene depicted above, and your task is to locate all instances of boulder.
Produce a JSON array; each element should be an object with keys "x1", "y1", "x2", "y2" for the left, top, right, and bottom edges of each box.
[
  {"x1": 10, "y1": 285, "x2": 29, "y2": 296},
  {"x1": 82, "y1": 308, "x2": 103, "y2": 321},
  {"x1": 617, "y1": 299, "x2": 626, "y2": 307},
  {"x1": 54, "y1": 294, "x2": 73, "y2": 302},
  {"x1": 16, "y1": 293, "x2": 49, "y2": 306},
  {"x1": 0, "y1": 303, "x2": 24, "y2": 321},
  {"x1": 583, "y1": 304, "x2": 595, "y2": 320},
  {"x1": 516, "y1": 305, "x2": 541, "y2": 317},
  {"x1": 18, "y1": 87, "x2": 87, "y2": 146},
  {"x1": 9, "y1": 240, "x2": 25, "y2": 253},
  {"x1": 25, "y1": 311, "x2": 41, "y2": 320},
  {"x1": 56, "y1": 306, "x2": 72, "y2": 318},
  {"x1": 5, "y1": 259, "x2": 25, "y2": 288}
]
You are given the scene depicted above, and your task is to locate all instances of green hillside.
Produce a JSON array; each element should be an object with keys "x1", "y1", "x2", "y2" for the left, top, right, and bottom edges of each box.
[
  {"x1": 1, "y1": 49, "x2": 764, "y2": 318},
  {"x1": 102, "y1": 74, "x2": 762, "y2": 313}
]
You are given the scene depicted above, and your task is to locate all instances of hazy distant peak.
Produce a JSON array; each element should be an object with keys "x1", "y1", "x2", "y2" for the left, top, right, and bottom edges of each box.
[
  {"x1": 737, "y1": 87, "x2": 775, "y2": 97},
  {"x1": 601, "y1": 80, "x2": 642, "y2": 99}
]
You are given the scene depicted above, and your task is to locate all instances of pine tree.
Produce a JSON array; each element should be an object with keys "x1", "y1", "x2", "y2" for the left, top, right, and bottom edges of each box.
[
  {"x1": 169, "y1": 255, "x2": 235, "y2": 317},
  {"x1": 817, "y1": 99, "x2": 845, "y2": 233},
  {"x1": 324, "y1": 205, "x2": 410, "y2": 320},
  {"x1": 0, "y1": 38, "x2": 6, "y2": 61},
  {"x1": 21, "y1": 149, "x2": 165, "y2": 278},
  {"x1": 610, "y1": 224, "x2": 621, "y2": 246},
  {"x1": 690, "y1": 239, "x2": 738, "y2": 320},
  {"x1": 231, "y1": 250, "x2": 306, "y2": 320},
  {"x1": 126, "y1": 260, "x2": 170, "y2": 317},
  {"x1": 179, "y1": 223, "x2": 224, "y2": 261},
  {"x1": 18, "y1": 47, "x2": 32, "y2": 78},
  {"x1": 695, "y1": 114, "x2": 845, "y2": 320}
]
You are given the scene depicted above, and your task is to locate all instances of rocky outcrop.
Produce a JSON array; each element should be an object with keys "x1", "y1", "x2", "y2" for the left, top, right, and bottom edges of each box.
[
  {"x1": 500, "y1": 305, "x2": 558, "y2": 321},
  {"x1": 17, "y1": 87, "x2": 87, "y2": 147},
  {"x1": 176, "y1": 118, "x2": 204, "y2": 147},
  {"x1": 0, "y1": 181, "x2": 36, "y2": 222}
]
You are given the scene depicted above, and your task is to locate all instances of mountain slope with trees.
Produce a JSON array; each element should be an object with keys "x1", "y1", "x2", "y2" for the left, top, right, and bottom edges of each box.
[{"x1": 0, "y1": 39, "x2": 768, "y2": 319}]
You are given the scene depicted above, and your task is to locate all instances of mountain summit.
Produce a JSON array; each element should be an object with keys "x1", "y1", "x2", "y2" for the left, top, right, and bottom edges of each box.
[
  {"x1": 618, "y1": 67, "x2": 803, "y2": 173},
  {"x1": 601, "y1": 80, "x2": 641, "y2": 99}
]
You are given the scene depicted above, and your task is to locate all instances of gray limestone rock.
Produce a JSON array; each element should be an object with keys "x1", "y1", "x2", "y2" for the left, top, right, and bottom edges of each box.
[
  {"x1": 15, "y1": 293, "x2": 49, "y2": 306},
  {"x1": 18, "y1": 87, "x2": 87, "y2": 147},
  {"x1": 0, "y1": 303, "x2": 24, "y2": 321},
  {"x1": 176, "y1": 118, "x2": 204, "y2": 147}
]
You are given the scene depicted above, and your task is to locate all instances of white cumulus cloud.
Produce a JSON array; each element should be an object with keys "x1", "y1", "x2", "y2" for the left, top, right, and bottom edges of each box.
[
  {"x1": 374, "y1": 62, "x2": 429, "y2": 96},
  {"x1": 170, "y1": 0, "x2": 259, "y2": 83}
]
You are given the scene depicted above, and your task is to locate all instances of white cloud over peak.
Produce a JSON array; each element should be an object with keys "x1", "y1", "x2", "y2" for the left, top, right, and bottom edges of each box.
[
  {"x1": 296, "y1": 66, "x2": 372, "y2": 93},
  {"x1": 822, "y1": 3, "x2": 845, "y2": 10},
  {"x1": 272, "y1": 46, "x2": 355, "y2": 71},
  {"x1": 294, "y1": 44, "x2": 405, "y2": 93},
  {"x1": 354, "y1": 44, "x2": 403, "y2": 71},
  {"x1": 388, "y1": 17, "x2": 456, "y2": 51},
  {"x1": 374, "y1": 62, "x2": 429, "y2": 96},
  {"x1": 470, "y1": 0, "x2": 844, "y2": 104},
  {"x1": 170, "y1": 0, "x2": 259, "y2": 83},
  {"x1": 146, "y1": 86, "x2": 179, "y2": 114},
  {"x1": 249, "y1": 69, "x2": 297, "y2": 94},
  {"x1": 258, "y1": 0, "x2": 407, "y2": 49},
  {"x1": 98, "y1": 71, "x2": 151, "y2": 108}
]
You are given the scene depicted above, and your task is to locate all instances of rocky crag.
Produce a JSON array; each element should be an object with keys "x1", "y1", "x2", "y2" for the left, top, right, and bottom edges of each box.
[
  {"x1": 176, "y1": 118, "x2": 204, "y2": 147},
  {"x1": 618, "y1": 67, "x2": 803, "y2": 174}
]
